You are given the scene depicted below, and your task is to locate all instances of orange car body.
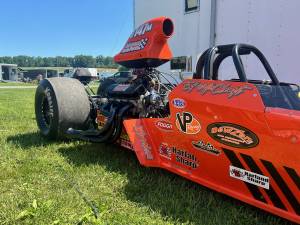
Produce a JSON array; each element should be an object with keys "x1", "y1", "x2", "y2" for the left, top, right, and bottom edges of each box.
[
  {"x1": 120, "y1": 80, "x2": 300, "y2": 223},
  {"x1": 111, "y1": 17, "x2": 300, "y2": 223}
]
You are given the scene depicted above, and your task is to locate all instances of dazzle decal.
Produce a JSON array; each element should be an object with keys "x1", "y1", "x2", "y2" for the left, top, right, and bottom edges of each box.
[
  {"x1": 182, "y1": 81, "x2": 253, "y2": 99},
  {"x1": 134, "y1": 126, "x2": 153, "y2": 160},
  {"x1": 192, "y1": 140, "x2": 221, "y2": 156},
  {"x1": 229, "y1": 165, "x2": 270, "y2": 189},
  {"x1": 176, "y1": 112, "x2": 201, "y2": 134},
  {"x1": 207, "y1": 123, "x2": 259, "y2": 149}
]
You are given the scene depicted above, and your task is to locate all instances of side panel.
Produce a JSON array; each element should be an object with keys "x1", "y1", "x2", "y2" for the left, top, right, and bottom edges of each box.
[{"x1": 123, "y1": 79, "x2": 300, "y2": 223}]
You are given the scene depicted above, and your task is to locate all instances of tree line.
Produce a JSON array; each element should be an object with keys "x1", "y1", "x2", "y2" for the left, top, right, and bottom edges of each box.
[{"x1": 0, "y1": 55, "x2": 119, "y2": 68}]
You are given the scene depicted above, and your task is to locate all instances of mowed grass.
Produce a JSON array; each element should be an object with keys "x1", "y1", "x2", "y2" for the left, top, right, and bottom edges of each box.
[
  {"x1": 0, "y1": 82, "x2": 36, "y2": 86},
  {"x1": 0, "y1": 88, "x2": 293, "y2": 225}
]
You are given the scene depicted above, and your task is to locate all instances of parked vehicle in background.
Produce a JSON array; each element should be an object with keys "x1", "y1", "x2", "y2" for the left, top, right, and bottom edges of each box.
[
  {"x1": 63, "y1": 68, "x2": 98, "y2": 84},
  {"x1": 64, "y1": 68, "x2": 98, "y2": 79}
]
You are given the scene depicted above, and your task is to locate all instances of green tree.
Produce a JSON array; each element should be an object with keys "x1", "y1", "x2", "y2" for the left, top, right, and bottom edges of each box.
[{"x1": 73, "y1": 55, "x2": 96, "y2": 67}]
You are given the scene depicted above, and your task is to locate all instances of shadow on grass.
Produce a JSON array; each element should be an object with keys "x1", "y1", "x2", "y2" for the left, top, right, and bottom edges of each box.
[
  {"x1": 6, "y1": 132, "x2": 61, "y2": 149},
  {"x1": 58, "y1": 143, "x2": 292, "y2": 225}
]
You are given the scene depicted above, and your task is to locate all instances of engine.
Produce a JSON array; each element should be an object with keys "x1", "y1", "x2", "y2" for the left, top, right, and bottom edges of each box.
[
  {"x1": 67, "y1": 17, "x2": 176, "y2": 143},
  {"x1": 97, "y1": 68, "x2": 175, "y2": 119}
]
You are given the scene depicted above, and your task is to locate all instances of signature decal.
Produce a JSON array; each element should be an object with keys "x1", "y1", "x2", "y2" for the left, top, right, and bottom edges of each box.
[
  {"x1": 176, "y1": 112, "x2": 201, "y2": 134},
  {"x1": 192, "y1": 140, "x2": 221, "y2": 156},
  {"x1": 172, "y1": 98, "x2": 186, "y2": 109},
  {"x1": 230, "y1": 166, "x2": 269, "y2": 189},
  {"x1": 155, "y1": 120, "x2": 173, "y2": 132},
  {"x1": 207, "y1": 123, "x2": 259, "y2": 149},
  {"x1": 134, "y1": 126, "x2": 153, "y2": 160},
  {"x1": 183, "y1": 81, "x2": 253, "y2": 99}
]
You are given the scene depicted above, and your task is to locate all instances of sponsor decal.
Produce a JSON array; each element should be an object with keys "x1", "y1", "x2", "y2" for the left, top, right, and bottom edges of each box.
[
  {"x1": 229, "y1": 165, "x2": 270, "y2": 189},
  {"x1": 176, "y1": 112, "x2": 201, "y2": 134},
  {"x1": 120, "y1": 139, "x2": 134, "y2": 150},
  {"x1": 119, "y1": 131, "x2": 134, "y2": 150},
  {"x1": 158, "y1": 144, "x2": 198, "y2": 169},
  {"x1": 172, "y1": 98, "x2": 186, "y2": 109},
  {"x1": 183, "y1": 81, "x2": 253, "y2": 99},
  {"x1": 159, "y1": 143, "x2": 172, "y2": 159},
  {"x1": 129, "y1": 22, "x2": 153, "y2": 38},
  {"x1": 155, "y1": 120, "x2": 173, "y2": 132},
  {"x1": 113, "y1": 84, "x2": 131, "y2": 91},
  {"x1": 134, "y1": 126, "x2": 153, "y2": 160},
  {"x1": 96, "y1": 111, "x2": 107, "y2": 129},
  {"x1": 207, "y1": 123, "x2": 259, "y2": 149},
  {"x1": 121, "y1": 38, "x2": 148, "y2": 54},
  {"x1": 173, "y1": 147, "x2": 198, "y2": 169},
  {"x1": 192, "y1": 140, "x2": 221, "y2": 156}
]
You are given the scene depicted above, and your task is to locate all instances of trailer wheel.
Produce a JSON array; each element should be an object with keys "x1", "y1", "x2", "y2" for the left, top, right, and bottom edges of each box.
[{"x1": 35, "y1": 77, "x2": 90, "y2": 140}]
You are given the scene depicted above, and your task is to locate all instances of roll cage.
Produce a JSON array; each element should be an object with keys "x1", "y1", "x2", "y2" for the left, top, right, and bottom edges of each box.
[{"x1": 193, "y1": 44, "x2": 300, "y2": 111}]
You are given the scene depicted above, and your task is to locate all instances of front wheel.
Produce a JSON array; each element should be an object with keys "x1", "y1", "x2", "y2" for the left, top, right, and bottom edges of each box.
[{"x1": 35, "y1": 77, "x2": 91, "y2": 140}]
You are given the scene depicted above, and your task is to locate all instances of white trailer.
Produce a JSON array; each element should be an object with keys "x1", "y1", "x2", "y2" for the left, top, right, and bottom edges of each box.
[{"x1": 134, "y1": 0, "x2": 300, "y2": 84}]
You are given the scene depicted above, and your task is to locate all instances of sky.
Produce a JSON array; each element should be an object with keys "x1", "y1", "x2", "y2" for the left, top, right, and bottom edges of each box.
[{"x1": 0, "y1": 0, "x2": 133, "y2": 57}]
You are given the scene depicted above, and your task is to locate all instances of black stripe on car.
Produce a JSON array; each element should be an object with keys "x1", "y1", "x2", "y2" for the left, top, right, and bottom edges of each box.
[
  {"x1": 261, "y1": 160, "x2": 300, "y2": 215},
  {"x1": 223, "y1": 148, "x2": 267, "y2": 203},
  {"x1": 240, "y1": 153, "x2": 286, "y2": 210},
  {"x1": 284, "y1": 166, "x2": 300, "y2": 190}
]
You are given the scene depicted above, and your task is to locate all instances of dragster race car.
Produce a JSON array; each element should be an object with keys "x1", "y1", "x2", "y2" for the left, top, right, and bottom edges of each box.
[{"x1": 35, "y1": 17, "x2": 300, "y2": 223}]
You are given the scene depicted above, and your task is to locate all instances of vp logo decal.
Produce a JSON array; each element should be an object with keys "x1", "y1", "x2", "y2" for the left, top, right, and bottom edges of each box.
[{"x1": 176, "y1": 112, "x2": 201, "y2": 134}]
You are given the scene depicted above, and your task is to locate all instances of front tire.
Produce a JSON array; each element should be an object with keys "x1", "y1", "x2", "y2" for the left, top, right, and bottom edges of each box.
[{"x1": 35, "y1": 77, "x2": 90, "y2": 140}]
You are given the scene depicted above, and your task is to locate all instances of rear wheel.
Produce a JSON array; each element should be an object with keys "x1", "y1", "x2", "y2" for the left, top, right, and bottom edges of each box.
[{"x1": 35, "y1": 77, "x2": 91, "y2": 140}]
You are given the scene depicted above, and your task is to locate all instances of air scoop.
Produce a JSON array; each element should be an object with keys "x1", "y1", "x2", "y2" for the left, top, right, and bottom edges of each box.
[{"x1": 114, "y1": 17, "x2": 174, "y2": 68}]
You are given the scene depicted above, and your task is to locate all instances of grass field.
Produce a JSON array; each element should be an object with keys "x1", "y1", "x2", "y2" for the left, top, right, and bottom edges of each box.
[
  {"x1": 0, "y1": 82, "x2": 36, "y2": 86},
  {"x1": 0, "y1": 87, "x2": 293, "y2": 225}
]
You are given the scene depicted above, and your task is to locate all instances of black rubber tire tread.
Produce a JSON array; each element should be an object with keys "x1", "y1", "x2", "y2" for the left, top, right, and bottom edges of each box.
[{"x1": 35, "y1": 77, "x2": 90, "y2": 140}]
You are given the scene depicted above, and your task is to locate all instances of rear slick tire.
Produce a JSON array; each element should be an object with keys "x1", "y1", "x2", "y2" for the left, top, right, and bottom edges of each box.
[{"x1": 35, "y1": 77, "x2": 90, "y2": 140}]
